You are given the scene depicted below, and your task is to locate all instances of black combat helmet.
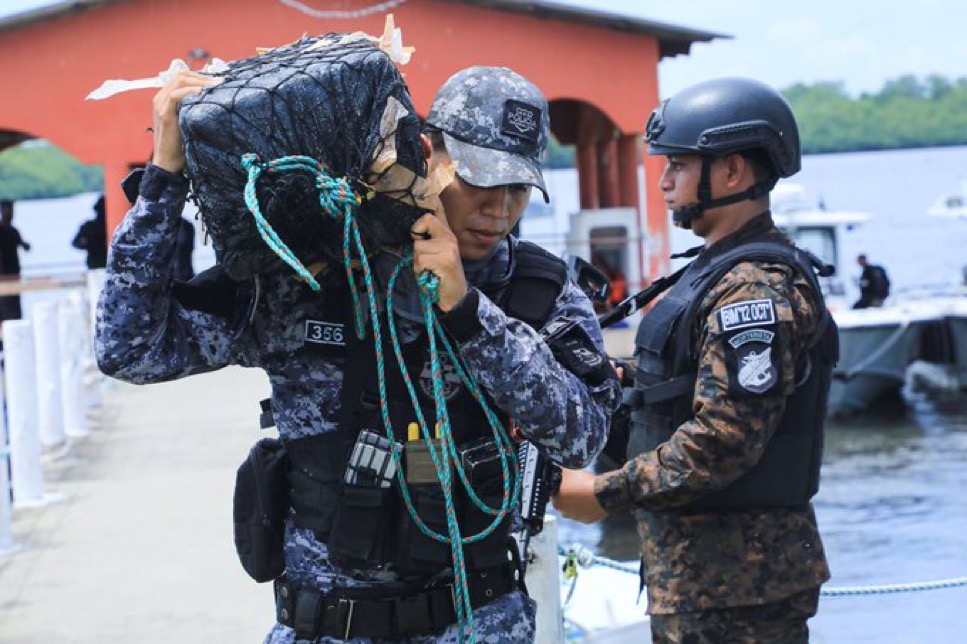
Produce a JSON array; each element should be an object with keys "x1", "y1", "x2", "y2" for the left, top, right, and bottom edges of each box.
[{"x1": 644, "y1": 77, "x2": 801, "y2": 227}]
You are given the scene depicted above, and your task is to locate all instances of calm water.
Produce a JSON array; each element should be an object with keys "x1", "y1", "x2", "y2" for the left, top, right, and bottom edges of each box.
[
  {"x1": 12, "y1": 146, "x2": 967, "y2": 642},
  {"x1": 554, "y1": 393, "x2": 967, "y2": 643}
]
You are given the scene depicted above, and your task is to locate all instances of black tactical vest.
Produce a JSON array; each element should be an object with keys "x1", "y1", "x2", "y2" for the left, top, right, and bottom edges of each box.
[
  {"x1": 628, "y1": 232, "x2": 838, "y2": 510},
  {"x1": 286, "y1": 240, "x2": 568, "y2": 572}
]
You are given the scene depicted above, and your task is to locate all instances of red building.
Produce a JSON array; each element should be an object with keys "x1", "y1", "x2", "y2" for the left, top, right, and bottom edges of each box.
[{"x1": 0, "y1": 0, "x2": 721, "y2": 282}]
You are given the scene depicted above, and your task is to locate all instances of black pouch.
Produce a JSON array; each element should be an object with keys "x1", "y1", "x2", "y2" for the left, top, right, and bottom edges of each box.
[
  {"x1": 233, "y1": 437, "x2": 290, "y2": 583},
  {"x1": 328, "y1": 484, "x2": 395, "y2": 569},
  {"x1": 389, "y1": 439, "x2": 453, "y2": 574},
  {"x1": 327, "y1": 431, "x2": 398, "y2": 569},
  {"x1": 390, "y1": 485, "x2": 451, "y2": 574},
  {"x1": 460, "y1": 438, "x2": 513, "y2": 569}
]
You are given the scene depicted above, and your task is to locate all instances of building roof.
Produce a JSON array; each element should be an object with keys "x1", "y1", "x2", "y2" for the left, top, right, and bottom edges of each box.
[
  {"x1": 0, "y1": 0, "x2": 111, "y2": 32},
  {"x1": 1, "y1": 0, "x2": 727, "y2": 57},
  {"x1": 456, "y1": 0, "x2": 727, "y2": 58}
]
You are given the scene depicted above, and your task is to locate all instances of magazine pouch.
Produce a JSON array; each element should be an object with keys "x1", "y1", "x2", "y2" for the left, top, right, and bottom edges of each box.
[{"x1": 327, "y1": 430, "x2": 398, "y2": 570}]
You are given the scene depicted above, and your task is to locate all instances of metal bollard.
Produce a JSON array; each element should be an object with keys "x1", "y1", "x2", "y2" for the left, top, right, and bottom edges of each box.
[{"x1": 3, "y1": 319, "x2": 45, "y2": 506}]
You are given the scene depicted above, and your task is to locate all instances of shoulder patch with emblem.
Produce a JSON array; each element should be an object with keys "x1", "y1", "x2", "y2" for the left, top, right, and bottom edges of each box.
[
  {"x1": 541, "y1": 316, "x2": 616, "y2": 387},
  {"x1": 715, "y1": 299, "x2": 781, "y2": 396}
]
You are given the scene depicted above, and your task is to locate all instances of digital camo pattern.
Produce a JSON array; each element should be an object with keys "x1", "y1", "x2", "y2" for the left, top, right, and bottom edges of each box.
[
  {"x1": 649, "y1": 586, "x2": 818, "y2": 643},
  {"x1": 594, "y1": 256, "x2": 830, "y2": 613},
  {"x1": 426, "y1": 67, "x2": 549, "y2": 199},
  {"x1": 263, "y1": 589, "x2": 536, "y2": 643},
  {"x1": 95, "y1": 166, "x2": 615, "y2": 640}
]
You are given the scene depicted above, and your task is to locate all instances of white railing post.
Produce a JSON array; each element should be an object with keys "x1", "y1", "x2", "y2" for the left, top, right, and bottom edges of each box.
[
  {"x1": 0, "y1": 382, "x2": 16, "y2": 553},
  {"x1": 3, "y1": 319, "x2": 45, "y2": 506},
  {"x1": 527, "y1": 515, "x2": 565, "y2": 644},
  {"x1": 59, "y1": 292, "x2": 89, "y2": 437},
  {"x1": 31, "y1": 300, "x2": 67, "y2": 452}
]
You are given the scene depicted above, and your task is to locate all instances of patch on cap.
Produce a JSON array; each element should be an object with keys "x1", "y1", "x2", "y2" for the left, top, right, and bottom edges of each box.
[{"x1": 501, "y1": 99, "x2": 541, "y2": 144}]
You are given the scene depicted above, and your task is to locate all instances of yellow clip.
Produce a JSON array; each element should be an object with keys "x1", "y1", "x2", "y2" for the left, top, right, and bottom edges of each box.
[
  {"x1": 407, "y1": 422, "x2": 419, "y2": 442},
  {"x1": 562, "y1": 553, "x2": 579, "y2": 581}
]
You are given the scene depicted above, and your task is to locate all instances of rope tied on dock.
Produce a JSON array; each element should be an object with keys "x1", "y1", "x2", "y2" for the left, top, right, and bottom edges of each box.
[{"x1": 557, "y1": 544, "x2": 967, "y2": 596}]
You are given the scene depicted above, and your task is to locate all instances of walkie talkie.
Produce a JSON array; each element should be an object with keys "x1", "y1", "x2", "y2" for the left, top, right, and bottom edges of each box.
[{"x1": 513, "y1": 440, "x2": 558, "y2": 571}]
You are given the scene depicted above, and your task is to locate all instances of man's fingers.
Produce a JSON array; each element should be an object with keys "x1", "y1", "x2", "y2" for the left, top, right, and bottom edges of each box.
[
  {"x1": 150, "y1": 72, "x2": 220, "y2": 173},
  {"x1": 154, "y1": 73, "x2": 219, "y2": 117},
  {"x1": 169, "y1": 85, "x2": 209, "y2": 104},
  {"x1": 410, "y1": 212, "x2": 451, "y2": 241},
  {"x1": 167, "y1": 69, "x2": 221, "y2": 87}
]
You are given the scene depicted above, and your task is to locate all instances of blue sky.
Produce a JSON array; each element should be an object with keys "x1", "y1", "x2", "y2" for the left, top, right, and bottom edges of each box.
[{"x1": 3, "y1": 0, "x2": 964, "y2": 98}]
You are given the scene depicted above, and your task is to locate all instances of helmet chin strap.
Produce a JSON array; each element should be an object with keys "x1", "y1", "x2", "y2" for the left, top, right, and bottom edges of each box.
[{"x1": 671, "y1": 157, "x2": 778, "y2": 229}]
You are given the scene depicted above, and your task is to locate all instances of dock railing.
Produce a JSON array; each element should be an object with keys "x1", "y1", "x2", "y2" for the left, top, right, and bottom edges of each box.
[{"x1": 0, "y1": 269, "x2": 105, "y2": 549}]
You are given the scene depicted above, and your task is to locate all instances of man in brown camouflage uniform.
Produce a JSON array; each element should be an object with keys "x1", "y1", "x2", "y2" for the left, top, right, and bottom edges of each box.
[{"x1": 554, "y1": 77, "x2": 838, "y2": 643}]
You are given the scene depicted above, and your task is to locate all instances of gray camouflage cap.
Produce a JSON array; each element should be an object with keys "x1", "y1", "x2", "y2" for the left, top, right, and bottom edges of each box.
[{"x1": 426, "y1": 66, "x2": 550, "y2": 202}]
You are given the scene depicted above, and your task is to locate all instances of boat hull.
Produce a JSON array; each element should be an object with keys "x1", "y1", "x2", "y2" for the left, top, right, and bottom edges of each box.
[{"x1": 827, "y1": 313, "x2": 925, "y2": 417}]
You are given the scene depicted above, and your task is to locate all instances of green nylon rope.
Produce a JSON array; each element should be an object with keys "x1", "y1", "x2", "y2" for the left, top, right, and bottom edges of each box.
[
  {"x1": 385, "y1": 258, "x2": 522, "y2": 641},
  {"x1": 240, "y1": 152, "x2": 522, "y2": 643},
  {"x1": 241, "y1": 153, "x2": 367, "y2": 338},
  {"x1": 386, "y1": 256, "x2": 520, "y2": 528}
]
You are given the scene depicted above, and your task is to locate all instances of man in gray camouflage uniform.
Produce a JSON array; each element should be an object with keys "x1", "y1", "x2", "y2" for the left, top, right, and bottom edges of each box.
[
  {"x1": 96, "y1": 65, "x2": 618, "y2": 642},
  {"x1": 554, "y1": 78, "x2": 836, "y2": 643}
]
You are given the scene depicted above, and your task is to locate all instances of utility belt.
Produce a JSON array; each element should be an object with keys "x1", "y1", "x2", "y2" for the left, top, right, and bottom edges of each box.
[{"x1": 274, "y1": 561, "x2": 520, "y2": 640}]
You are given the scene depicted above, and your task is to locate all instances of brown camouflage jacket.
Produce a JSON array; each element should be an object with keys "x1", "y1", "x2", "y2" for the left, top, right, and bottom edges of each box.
[{"x1": 594, "y1": 222, "x2": 831, "y2": 614}]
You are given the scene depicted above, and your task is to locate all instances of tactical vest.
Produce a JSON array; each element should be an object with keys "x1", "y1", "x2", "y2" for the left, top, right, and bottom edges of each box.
[
  {"x1": 286, "y1": 240, "x2": 568, "y2": 574},
  {"x1": 628, "y1": 235, "x2": 838, "y2": 511}
]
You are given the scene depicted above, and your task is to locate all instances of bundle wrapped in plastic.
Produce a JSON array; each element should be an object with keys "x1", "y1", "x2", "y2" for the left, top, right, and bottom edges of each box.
[{"x1": 179, "y1": 34, "x2": 429, "y2": 281}]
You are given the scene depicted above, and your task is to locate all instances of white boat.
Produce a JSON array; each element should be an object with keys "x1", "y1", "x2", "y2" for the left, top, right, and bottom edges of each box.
[
  {"x1": 927, "y1": 180, "x2": 967, "y2": 219},
  {"x1": 770, "y1": 183, "x2": 967, "y2": 416}
]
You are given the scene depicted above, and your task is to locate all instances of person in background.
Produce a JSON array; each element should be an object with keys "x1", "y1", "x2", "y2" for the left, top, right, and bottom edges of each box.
[
  {"x1": 172, "y1": 215, "x2": 195, "y2": 281},
  {"x1": 72, "y1": 194, "x2": 108, "y2": 269},
  {"x1": 553, "y1": 77, "x2": 837, "y2": 643},
  {"x1": 853, "y1": 253, "x2": 890, "y2": 309},
  {"x1": 0, "y1": 199, "x2": 31, "y2": 320}
]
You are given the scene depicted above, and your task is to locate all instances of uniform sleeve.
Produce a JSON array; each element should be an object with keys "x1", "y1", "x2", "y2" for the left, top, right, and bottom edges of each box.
[
  {"x1": 95, "y1": 165, "x2": 253, "y2": 383},
  {"x1": 439, "y1": 280, "x2": 620, "y2": 468},
  {"x1": 595, "y1": 262, "x2": 819, "y2": 513}
]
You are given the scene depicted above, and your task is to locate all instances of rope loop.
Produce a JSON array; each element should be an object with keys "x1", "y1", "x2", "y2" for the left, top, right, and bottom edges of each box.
[{"x1": 418, "y1": 271, "x2": 441, "y2": 304}]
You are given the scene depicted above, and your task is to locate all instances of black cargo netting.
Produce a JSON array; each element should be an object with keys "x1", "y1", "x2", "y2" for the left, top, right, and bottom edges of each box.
[{"x1": 180, "y1": 34, "x2": 427, "y2": 281}]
